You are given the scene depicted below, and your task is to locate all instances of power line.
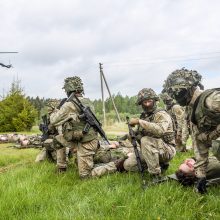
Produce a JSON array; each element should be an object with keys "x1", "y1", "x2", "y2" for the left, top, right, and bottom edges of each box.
[{"x1": 103, "y1": 51, "x2": 220, "y2": 67}]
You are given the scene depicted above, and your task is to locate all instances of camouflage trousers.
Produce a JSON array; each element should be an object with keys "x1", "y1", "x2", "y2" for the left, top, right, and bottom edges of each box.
[
  {"x1": 123, "y1": 149, "x2": 145, "y2": 172},
  {"x1": 123, "y1": 137, "x2": 175, "y2": 174},
  {"x1": 77, "y1": 139, "x2": 117, "y2": 178},
  {"x1": 35, "y1": 139, "x2": 57, "y2": 162},
  {"x1": 141, "y1": 136, "x2": 176, "y2": 175},
  {"x1": 54, "y1": 134, "x2": 75, "y2": 169},
  {"x1": 91, "y1": 162, "x2": 117, "y2": 177}
]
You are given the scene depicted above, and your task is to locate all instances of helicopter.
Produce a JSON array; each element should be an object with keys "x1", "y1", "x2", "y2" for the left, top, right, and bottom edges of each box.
[{"x1": 0, "y1": 52, "x2": 18, "y2": 69}]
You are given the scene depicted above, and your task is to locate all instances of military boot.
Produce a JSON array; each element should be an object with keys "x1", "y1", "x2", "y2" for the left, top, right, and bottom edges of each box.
[
  {"x1": 160, "y1": 162, "x2": 169, "y2": 174},
  {"x1": 57, "y1": 167, "x2": 67, "y2": 174},
  {"x1": 114, "y1": 157, "x2": 127, "y2": 172}
]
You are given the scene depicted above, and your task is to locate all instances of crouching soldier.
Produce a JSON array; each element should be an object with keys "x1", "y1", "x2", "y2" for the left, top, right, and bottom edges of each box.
[
  {"x1": 128, "y1": 88, "x2": 176, "y2": 182},
  {"x1": 164, "y1": 68, "x2": 220, "y2": 193},
  {"x1": 50, "y1": 76, "x2": 114, "y2": 178},
  {"x1": 36, "y1": 99, "x2": 60, "y2": 162}
]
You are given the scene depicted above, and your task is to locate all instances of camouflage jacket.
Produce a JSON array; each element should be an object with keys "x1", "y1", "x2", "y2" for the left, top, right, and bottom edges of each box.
[
  {"x1": 167, "y1": 104, "x2": 184, "y2": 137},
  {"x1": 138, "y1": 108, "x2": 175, "y2": 145},
  {"x1": 50, "y1": 96, "x2": 97, "y2": 143},
  {"x1": 189, "y1": 88, "x2": 220, "y2": 178}
]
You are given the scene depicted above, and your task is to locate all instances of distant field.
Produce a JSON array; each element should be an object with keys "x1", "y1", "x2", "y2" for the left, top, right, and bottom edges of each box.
[{"x1": 0, "y1": 139, "x2": 220, "y2": 219}]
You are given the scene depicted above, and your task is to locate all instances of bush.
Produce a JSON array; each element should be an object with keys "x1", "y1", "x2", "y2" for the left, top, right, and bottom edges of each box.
[{"x1": 0, "y1": 80, "x2": 38, "y2": 132}]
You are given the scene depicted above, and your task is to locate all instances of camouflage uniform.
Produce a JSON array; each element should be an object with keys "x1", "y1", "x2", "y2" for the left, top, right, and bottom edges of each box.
[
  {"x1": 26, "y1": 135, "x2": 42, "y2": 148},
  {"x1": 188, "y1": 88, "x2": 220, "y2": 178},
  {"x1": 206, "y1": 156, "x2": 220, "y2": 180},
  {"x1": 13, "y1": 135, "x2": 42, "y2": 149},
  {"x1": 181, "y1": 107, "x2": 190, "y2": 146},
  {"x1": 92, "y1": 140, "x2": 142, "y2": 176},
  {"x1": 36, "y1": 99, "x2": 60, "y2": 162},
  {"x1": 164, "y1": 67, "x2": 220, "y2": 193},
  {"x1": 129, "y1": 88, "x2": 176, "y2": 176},
  {"x1": 50, "y1": 76, "x2": 100, "y2": 178},
  {"x1": 160, "y1": 93, "x2": 186, "y2": 151}
]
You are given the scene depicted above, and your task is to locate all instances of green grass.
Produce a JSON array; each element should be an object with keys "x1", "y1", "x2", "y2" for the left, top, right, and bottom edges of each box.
[{"x1": 0, "y1": 143, "x2": 220, "y2": 220}]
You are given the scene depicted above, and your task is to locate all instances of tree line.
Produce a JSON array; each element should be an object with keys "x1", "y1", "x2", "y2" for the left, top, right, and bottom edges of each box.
[{"x1": 0, "y1": 80, "x2": 164, "y2": 132}]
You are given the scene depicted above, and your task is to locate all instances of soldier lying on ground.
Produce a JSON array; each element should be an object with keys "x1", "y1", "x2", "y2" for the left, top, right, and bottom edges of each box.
[
  {"x1": 1, "y1": 133, "x2": 27, "y2": 144},
  {"x1": 168, "y1": 156, "x2": 220, "y2": 188},
  {"x1": 11, "y1": 135, "x2": 42, "y2": 149},
  {"x1": 0, "y1": 134, "x2": 8, "y2": 143}
]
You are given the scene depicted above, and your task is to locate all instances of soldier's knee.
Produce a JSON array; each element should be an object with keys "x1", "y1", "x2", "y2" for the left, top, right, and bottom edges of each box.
[
  {"x1": 53, "y1": 138, "x2": 63, "y2": 150},
  {"x1": 123, "y1": 158, "x2": 138, "y2": 171},
  {"x1": 141, "y1": 136, "x2": 157, "y2": 146}
]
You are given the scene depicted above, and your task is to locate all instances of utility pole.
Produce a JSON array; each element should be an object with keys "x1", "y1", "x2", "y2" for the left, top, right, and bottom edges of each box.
[
  {"x1": 99, "y1": 63, "x2": 121, "y2": 123},
  {"x1": 99, "y1": 63, "x2": 106, "y2": 126}
]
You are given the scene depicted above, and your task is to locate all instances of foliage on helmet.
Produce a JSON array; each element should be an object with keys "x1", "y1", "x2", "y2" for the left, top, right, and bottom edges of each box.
[
  {"x1": 159, "y1": 92, "x2": 173, "y2": 102},
  {"x1": 136, "y1": 88, "x2": 159, "y2": 105},
  {"x1": 164, "y1": 67, "x2": 202, "y2": 91},
  {"x1": 63, "y1": 76, "x2": 84, "y2": 93},
  {"x1": 46, "y1": 99, "x2": 59, "y2": 113}
]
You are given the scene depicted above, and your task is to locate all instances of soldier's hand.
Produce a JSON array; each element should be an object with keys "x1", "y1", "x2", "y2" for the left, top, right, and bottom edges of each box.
[
  {"x1": 196, "y1": 177, "x2": 207, "y2": 194},
  {"x1": 109, "y1": 141, "x2": 119, "y2": 149},
  {"x1": 129, "y1": 118, "x2": 139, "y2": 126}
]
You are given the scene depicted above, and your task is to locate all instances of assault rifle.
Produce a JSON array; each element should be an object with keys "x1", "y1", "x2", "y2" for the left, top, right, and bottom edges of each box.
[
  {"x1": 126, "y1": 116, "x2": 147, "y2": 189},
  {"x1": 39, "y1": 98, "x2": 67, "y2": 141},
  {"x1": 69, "y1": 94, "x2": 110, "y2": 144},
  {"x1": 39, "y1": 115, "x2": 49, "y2": 141}
]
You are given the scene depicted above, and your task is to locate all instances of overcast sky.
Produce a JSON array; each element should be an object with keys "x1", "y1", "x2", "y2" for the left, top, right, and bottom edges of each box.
[{"x1": 0, "y1": 0, "x2": 220, "y2": 100}]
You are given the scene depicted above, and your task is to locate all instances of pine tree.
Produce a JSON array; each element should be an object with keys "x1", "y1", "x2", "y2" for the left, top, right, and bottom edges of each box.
[{"x1": 0, "y1": 79, "x2": 38, "y2": 132}]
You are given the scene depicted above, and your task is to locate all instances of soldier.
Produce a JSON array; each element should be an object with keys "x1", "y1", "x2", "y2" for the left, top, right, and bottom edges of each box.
[
  {"x1": 50, "y1": 76, "x2": 116, "y2": 178},
  {"x1": 160, "y1": 92, "x2": 186, "y2": 152},
  {"x1": 11, "y1": 134, "x2": 42, "y2": 149},
  {"x1": 128, "y1": 88, "x2": 176, "y2": 182},
  {"x1": 164, "y1": 67, "x2": 220, "y2": 193},
  {"x1": 35, "y1": 99, "x2": 59, "y2": 162},
  {"x1": 175, "y1": 156, "x2": 220, "y2": 186}
]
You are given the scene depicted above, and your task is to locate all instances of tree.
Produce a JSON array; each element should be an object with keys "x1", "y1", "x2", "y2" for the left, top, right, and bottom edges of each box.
[{"x1": 0, "y1": 79, "x2": 38, "y2": 132}]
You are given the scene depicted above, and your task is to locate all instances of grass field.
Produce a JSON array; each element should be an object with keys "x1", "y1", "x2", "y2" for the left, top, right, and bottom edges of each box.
[{"x1": 0, "y1": 129, "x2": 220, "y2": 219}]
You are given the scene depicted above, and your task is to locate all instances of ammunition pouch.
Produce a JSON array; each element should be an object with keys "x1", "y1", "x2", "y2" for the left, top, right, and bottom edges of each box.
[
  {"x1": 63, "y1": 120, "x2": 97, "y2": 143},
  {"x1": 197, "y1": 124, "x2": 220, "y2": 142},
  {"x1": 63, "y1": 130, "x2": 83, "y2": 142}
]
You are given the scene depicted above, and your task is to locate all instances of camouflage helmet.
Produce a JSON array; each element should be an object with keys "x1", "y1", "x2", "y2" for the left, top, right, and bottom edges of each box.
[
  {"x1": 165, "y1": 68, "x2": 202, "y2": 92},
  {"x1": 159, "y1": 92, "x2": 173, "y2": 102},
  {"x1": 63, "y1": 76, "x2": 84, "y2": 94},
  {"x1": 136, "y1": 88, "x2": 159, "y2": 105},
  {"x1": 46, "y1": 99, "x2": 59, "y2": 114}
]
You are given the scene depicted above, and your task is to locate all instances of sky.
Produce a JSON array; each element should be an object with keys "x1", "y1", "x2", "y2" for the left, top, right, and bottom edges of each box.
[{"x1": 0, "y1": 0, "x2": 220, "y2": 100}]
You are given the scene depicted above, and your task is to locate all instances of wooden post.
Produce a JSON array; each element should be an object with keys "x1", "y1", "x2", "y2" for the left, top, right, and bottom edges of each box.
[
  {"x1": 99, "y1": 63, "x2": 106, "y2": 126},
  {"x1": 100, "y1": 64, "x2": 121, "y2": 123}
]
